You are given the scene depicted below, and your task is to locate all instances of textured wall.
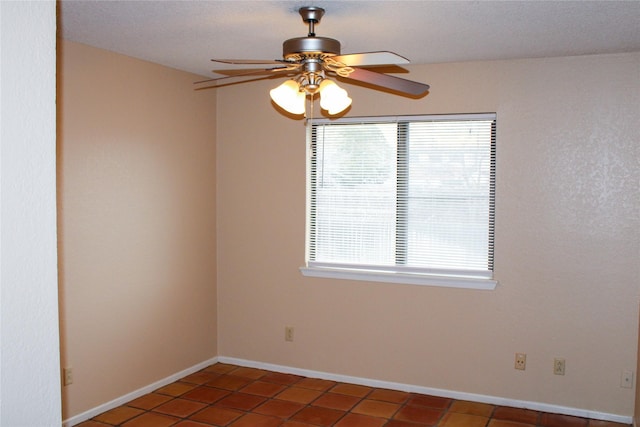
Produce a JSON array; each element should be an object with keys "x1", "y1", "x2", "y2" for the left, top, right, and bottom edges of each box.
[
  {"x1": 216, "y1": 53, "x2": 640, "y2": 417},
  {"x1": 0, "y1": 1, "x2": 61, "y2": 425},
  {"x1": 58, "y1": 40, "x2": 218, "y2": 419}
]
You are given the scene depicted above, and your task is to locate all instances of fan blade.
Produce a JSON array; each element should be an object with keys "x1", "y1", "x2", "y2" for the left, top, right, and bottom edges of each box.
[
  {"x1": 342, "y1": 68, "x2": 430, "y2": 96},
  {"x1": 331, "y1": 51, "x2": 410, "y2": 67},
  {"x1": 194, "y1": 66, "x2": 292, "y2": 89},
  {"x1": 211, "y1": 58, "x2": 288, "y2": 65}
]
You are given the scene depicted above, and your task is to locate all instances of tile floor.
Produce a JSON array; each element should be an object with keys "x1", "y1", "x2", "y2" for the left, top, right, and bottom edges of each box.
[{"x1": 77, "y1": 363, "x2": 631, "y2": 427}]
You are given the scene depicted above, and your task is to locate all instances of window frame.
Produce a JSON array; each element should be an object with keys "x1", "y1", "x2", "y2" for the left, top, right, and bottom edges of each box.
[{"x1": 300, "y1": 113, "x2": 497, "y2": 290}]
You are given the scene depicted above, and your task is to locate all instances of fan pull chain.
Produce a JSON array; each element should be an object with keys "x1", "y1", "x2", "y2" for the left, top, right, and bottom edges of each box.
[{"x1": 306, "y1": 93, "x2": 314, "y2": 121}]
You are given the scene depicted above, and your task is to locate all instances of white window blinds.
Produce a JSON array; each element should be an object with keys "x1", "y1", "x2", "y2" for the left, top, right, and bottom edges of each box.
[{"x1": 306, "y1": 113, "x2": 496, "y2": 284}]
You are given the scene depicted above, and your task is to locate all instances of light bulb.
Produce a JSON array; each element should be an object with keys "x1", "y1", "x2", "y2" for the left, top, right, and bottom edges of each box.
[
  {"x1": 270, "y1": 80, "x2": 306, "y2": 115},
  {"x1": 319, "y1": 80, "x2": 352, "y2": 115}
]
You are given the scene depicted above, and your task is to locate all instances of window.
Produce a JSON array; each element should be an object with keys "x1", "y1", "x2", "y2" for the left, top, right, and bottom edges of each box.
[{"x1": 301, "y1": 113, "x2": 497, "y2": 289}]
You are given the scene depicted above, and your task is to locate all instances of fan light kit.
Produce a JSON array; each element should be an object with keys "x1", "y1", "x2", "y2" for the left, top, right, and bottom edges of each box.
[{"x1": 195, "y1": 6, "x2": 430, "y2": 117}]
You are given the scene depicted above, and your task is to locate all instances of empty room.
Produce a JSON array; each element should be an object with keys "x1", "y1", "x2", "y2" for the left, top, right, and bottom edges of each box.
[{"x1": 1, "y1": 1, "x2": 638, "y2": 426}]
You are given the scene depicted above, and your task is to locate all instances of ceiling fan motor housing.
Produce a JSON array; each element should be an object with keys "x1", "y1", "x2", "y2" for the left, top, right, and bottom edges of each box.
[{"x1": 283, "y1": 36, "x2": 341, "y2": 61}]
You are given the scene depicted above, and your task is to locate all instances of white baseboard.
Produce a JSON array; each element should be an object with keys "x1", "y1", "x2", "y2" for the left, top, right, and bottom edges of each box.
[
  {"x1": 62, "y1": 355, "x2": 633, "y2": 426},
  {"x1": 219, "y1": 356, "x2": 633, "y2": 425},
  {"x1": 62, "y1": 356, "x2": 219, "y2": 427}
]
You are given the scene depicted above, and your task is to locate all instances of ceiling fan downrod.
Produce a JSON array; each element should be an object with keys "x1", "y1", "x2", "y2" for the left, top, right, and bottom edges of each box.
[{"x1": 300, "y1": 6, "x2": 324, "y2": 36}]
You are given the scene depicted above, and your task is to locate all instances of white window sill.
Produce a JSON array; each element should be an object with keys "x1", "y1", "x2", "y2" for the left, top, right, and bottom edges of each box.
[{"x1": 300, "y1": 266, "x2": 497, "y2": 290}]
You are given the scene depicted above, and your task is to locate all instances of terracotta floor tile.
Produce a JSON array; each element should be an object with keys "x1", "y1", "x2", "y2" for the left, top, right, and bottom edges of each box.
[
  {"x1": 368, "y1": 388, "x2": 410, "y2": 404},
  {"x1": 121, "y1": 412, "x2": 179, "y2": 427},
  {"x1": 181, "y1": 371, "x2": 221, "y2": 385},
  {"x1": 492, "y1": 407, "x2": 539, "y2": 424},
  {"x1": 240, "y1": 380, "x2": 287, "y2": 397},
  {"x1": 291, "y1": 406, "x2": 346, "y2": 426},
  {"x1": 275, "y1": 386, "x2": 323, "y2": 404},
  {"x1": 254, "y1": 399, "x2": 305, "y2": 418},
  {"x1": 155, "y1": 381, "x2": 197, "y2": 397},
  {"x1": 312, "y1": 392, "x2": 362, "y2": 411},
  {"x1": 76, "y1": 422, "x2": 113, "y2": 427},
  {"x1": 87, "y1": 363, "x2": 629, "y2": 427},
  {"x1": 216, "y1": 392, "x2": 267, "y2": 410},
  {"x1": 449, "y1": 400, "x2": 495, "y2": 417},
  {"x1": 182, "y1": 385, "x2": 230, "y2": 403},
  {"x1": 386, "y1": 420, "x2": 437, "y2": 427},
  {"x1": 296, "y1": 377, "x2": 337, "y2": 391},
  {"x1": 189, "y1": 406, "x2": 244, "y2": 425},
  {"x1": 173, "y1": 421, "x2": 214, "y2": 427},
  {"x1": 408, "y1": 394, "x2": 453, "y2": 410},
  {"x1": 206, "y1": 375, "x2": 254, "y2": 391},
  {"x1": 334, "y1": 413, "x2": 387, "y2": 427},
  {"x1": 438, "y1": 412, "x2": 489, "y2": 427},
  {"x1": 281, "y1": 421, "x2": 318, "y2": 427},
  {"x1": 229, "y1": 412, "x2": 282, "y2": 427},
  {"x1": 93, "y1": 406, "x2": 145, "y2": 424},
  {"x1": 230, "y1": 366, "x2": 268, "y2": 380},
  {"x1": 330, "y1": 383, "x2": 373, "y2": 397},
  {"x1": 539, "y1": 413, "x2": 588, "y2": 427},
  {"x1": 126, "y1": 393, "x2": 173, "y2": 410},
  {"x1": 262, "y1": 372, "x2": 304, "y2": 385},
  {"x1": 394, "y1": 405, "x2": 444, "y2": 424},
  {"x1": 488, "y1": 420, "x2": 535, "y2": 427},
  {"x1": 205, "y1": 363, "x2": 238, "y2": 374},
  {"x1": 352, "y1": 399, "x2": 400, "y2": 418},
  {"x1": 153, "y1": 397, "x2": 207, "y2": 417}
]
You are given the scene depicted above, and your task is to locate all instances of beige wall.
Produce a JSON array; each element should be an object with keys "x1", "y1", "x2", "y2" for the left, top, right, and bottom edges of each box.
[
  {"x1": 58, "y1": 40, "x2": 218, "y2": 419},
  {"x1": 217, "y1": 53, "x2": 640, "y2": 417}
]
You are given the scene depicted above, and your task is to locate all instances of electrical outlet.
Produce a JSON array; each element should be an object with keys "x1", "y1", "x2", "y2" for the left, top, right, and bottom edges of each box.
[
  {"x1": 553, "y1": 358, "x2": 565, "y2": 375},
  {"x1": 515, "y1": 353, "x2": 526, "y2": 370},
  {"x1": 285, "y1": 326, "x2": 294, "y2": 342},
  {"x1": 63, "y1": 367, "x2": 73, "y2": 386},
  {"x1": 621, "y1": 370, "x2": 634, "y2": 389}
]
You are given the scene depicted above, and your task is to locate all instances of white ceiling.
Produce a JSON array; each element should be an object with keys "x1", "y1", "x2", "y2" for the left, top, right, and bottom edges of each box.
[{"x1": 60, "y1": 0, "x2": 640, "y2": 79}]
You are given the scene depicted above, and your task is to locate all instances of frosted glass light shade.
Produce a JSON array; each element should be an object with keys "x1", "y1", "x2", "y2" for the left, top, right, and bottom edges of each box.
[
  {"x1": 319, "y1": 80, "x2": 352, "y2": 115},
  {"x1": 270, "y1": 80, "x2": 306, "y2": 115}
]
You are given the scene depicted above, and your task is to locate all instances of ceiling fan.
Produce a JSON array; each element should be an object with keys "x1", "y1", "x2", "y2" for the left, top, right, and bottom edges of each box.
[{"x1": 194, "y1": 6, "x2": 430, "y2": 116}]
